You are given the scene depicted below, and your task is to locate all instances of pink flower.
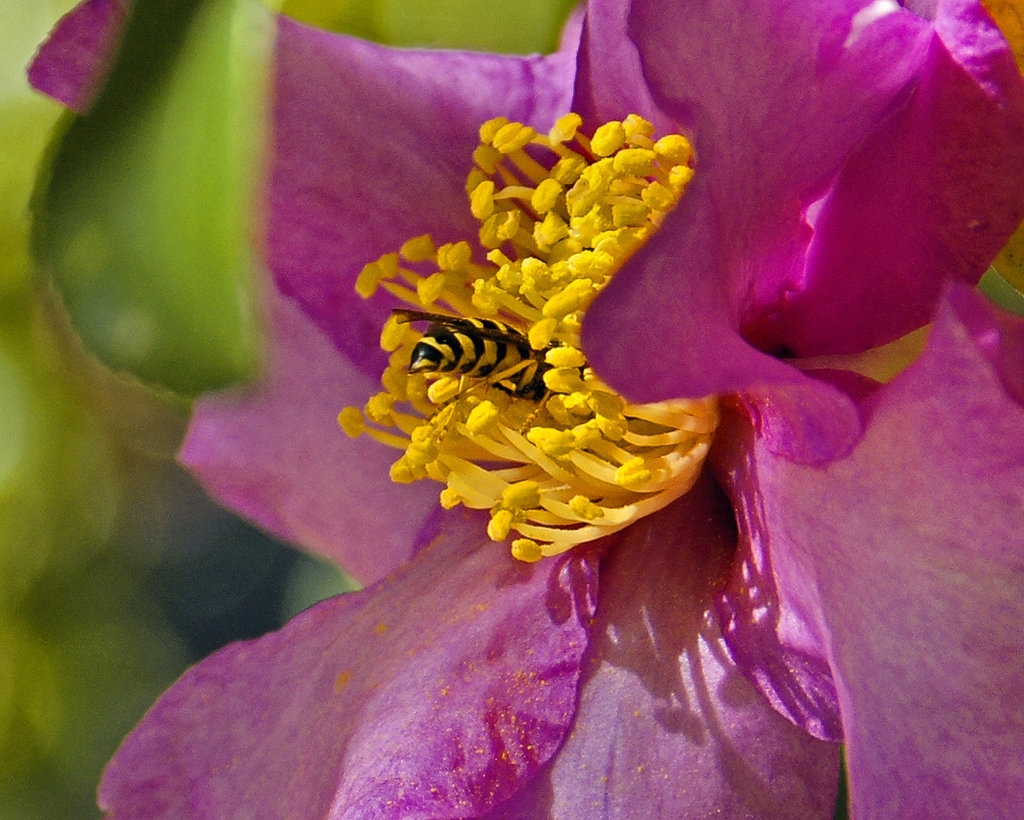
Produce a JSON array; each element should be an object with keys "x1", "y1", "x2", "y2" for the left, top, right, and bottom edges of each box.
[{"x1": 32, "y1": 0, "x2": 1024, "y2": 816}]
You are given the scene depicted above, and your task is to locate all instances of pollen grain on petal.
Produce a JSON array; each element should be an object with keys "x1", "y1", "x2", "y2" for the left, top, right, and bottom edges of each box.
[{"x1": 341, "y1": 115, "x2": 717, "y2": 559}]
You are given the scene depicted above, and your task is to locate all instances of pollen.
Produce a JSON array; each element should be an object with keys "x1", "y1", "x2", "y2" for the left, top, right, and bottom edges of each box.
[{"x1": 341, "y1": 114, "x2": 719, "y2": 560}]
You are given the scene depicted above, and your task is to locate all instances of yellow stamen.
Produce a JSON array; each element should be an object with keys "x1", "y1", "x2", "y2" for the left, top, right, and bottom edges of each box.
[{"x1": 341, "y1": 114, "x2": 718, "y2": 559}]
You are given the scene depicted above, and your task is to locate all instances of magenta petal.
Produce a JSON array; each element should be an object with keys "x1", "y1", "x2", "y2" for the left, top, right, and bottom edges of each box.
[
  {"x1": 269, "y1": 18, "x2": 578, "y2": 368},
  {"x1": 582, "y1": 0, "x2": 1024, "y2": 401},
  {"x1": 489, "y1": 480, "x2": 840, "y2": 819},
  {"x1": 583, "y1": 181, "x2": 863, "y2": 464},
  {"x1": 179, "y1": 287, "x2": 438, "y2": 585},
  {"x1": 581, "y1": 0, "x2": 930, "y2": 392},
  {"x1": 99, "y1": 511, "x2": 599, "y2": 819},
  {"x1": 631, "y1": 0, "x2": 929, "y2": 200},
  {"x1": 27, "y1": 0, "x2": 128, "y2": 112},
  {"x1": 571, "y1": 0, "x2": 667, "y2": 133},
  {"x1": 782, "y1": 0, "x2": 1024, "y2": 354},
  {"x1": 741, "y1": 287, "x2": 1024, "y2": 814}
]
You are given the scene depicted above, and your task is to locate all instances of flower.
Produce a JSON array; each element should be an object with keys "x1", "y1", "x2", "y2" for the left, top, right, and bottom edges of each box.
[{"x1": 32, "y1": 0, "x2": 1024, "y2": 817}]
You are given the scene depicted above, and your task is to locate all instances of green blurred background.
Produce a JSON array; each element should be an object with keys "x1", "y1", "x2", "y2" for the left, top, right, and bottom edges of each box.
[
  {"x1": 1, "y1": 0, "x2": 573, "y2": 816},
  {"x1": 3, "y1": 0, "x2": 1022, "y2": 817}
]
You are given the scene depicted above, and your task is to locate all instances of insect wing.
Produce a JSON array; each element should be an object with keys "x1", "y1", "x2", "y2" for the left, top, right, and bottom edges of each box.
[
  {"x1": 392, "y1": 309, "x2": 532, "y2": 348},
  {"x1": 392, "y1": 308, "x2": 452, "y2": 325}
]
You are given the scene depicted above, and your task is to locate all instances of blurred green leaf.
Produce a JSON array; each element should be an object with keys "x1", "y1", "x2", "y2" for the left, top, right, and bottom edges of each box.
[
  {"x1": 281, "y1": 550, "x2": 360, "y2": 621},
  {"x1": 979, "y1": 266, "x2": 1024, "y2": 317},
  {"x1": 375, "y1": 0, "x2": 578, "y2": 52},
  {"x1": 278, "y1": 0, "x2": 378, "y2": 40},
  {"x1": 280, "y1": 0, "x2": 579, "y2": 53},
  {"x1": 33, "y1": 0, "x2": 273, "y2": 395}
]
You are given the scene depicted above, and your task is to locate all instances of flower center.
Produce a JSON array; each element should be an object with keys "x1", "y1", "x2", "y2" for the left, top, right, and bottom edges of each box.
[{"x1": 340, "y1": 113, "x2": 719, "y2": 562}]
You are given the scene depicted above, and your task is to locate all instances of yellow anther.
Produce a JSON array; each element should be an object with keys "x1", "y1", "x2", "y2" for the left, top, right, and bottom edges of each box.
[
  {"x1": 381, "y1": 364, "x2": 410, "y2": 399},
  {"x1": 641, "y1": 182, "x2": 678, "y2": 211},
  {"x1": 592, "y1": 229, "x2": 635, "y2": 259},
  {"x1": 531, "y1": 178, "x2": 563, "y2": 214},
  {"x1": 529, "y1": 317, "x2": 559, "y2": 349},
  {"x1": 473, "y1": 143, "x2": 502, "y2": 174},
  {"x1": 622, "y1": 114, "x2": 655, "y2": 144},
  {"x1": 571, "y1": 420, "x2": 602, "y2": 449},
  {"x1": 502, "y1": 480, "x2": 541, "y2": 509},
  {"x1": 425, "y1": 460, "x2": 448, "y2": 482},
  {"x1": 410, "y1": 423, "x2": 435, "y2": 443},
  {"x1": 612, "y1": 200, "x2": 652, "y2": 228},
  {"x1": 465, "y1": 168, "x2": 487, "y2": 196},
  {"x1": 427, "y1": 377, "x2": 461, "y2": 405},
  {"x1": 561, "y1": 391, "x2": 591, "y2": 414},
  {"x1": 390, "y1": 458, "x2": 418, "y2": 483},
  {"x1": 596, "y1": 413, "x2": 628, "y2": 441},
  {"x1": 669, "y1": 165, "x2": 695, "y2": 189},
  {"x1": 417, "y1": 272, "x2": 448, "y2": 305},
  {"x1": 654, "y1": 134, "x2": 693, "y2": 166},
  {"x1": 570, "y1": 207, "x2": 613, "y2": 245},
  {"x1": 440, "y1": 486, "x2": 462, "y2": 509},
  {"x1": 545, "y1": 395, "x2": 576, "y2": 426},
  {"x1": 400, "y1": 234, "x2": 436, "y2": 261},
  {"x1": 569, "y1": 495, "x2": 605, "y2": 520},
  {"x1": 549, "y1": 113, "x2": 582, "y2": 144},
  {"x1": 488, "y1": 508, "x2": 516, "y2": 540},
  {"x1": 480, "y1": 210, "x2": 521, "y2": 248},
  {"x1": 544, "y1": 367, "x2": 587, "y2": 395},
  {"x1": 511, "y1": 538, "x2": 543, "y2": 562},
  {"x1": 521, "y1": 256, "x2": 554, "y2": 291},
  {"x1": 338, "y1": 407, "x2": 365, "y2": 437},
  {"x1": 480, "y1": 117, "x2": 510, "y2": 143},
  {"x1": 356, "y1": 253, "x2": 398, "y2": 298},
  {"x1": 534, "y1": 211, "x2": 569, "y2": 250},
  {"x1": 405, "y1": 435, "x2": 438, "y2": 467},
  {"x1": 492, "y1": 122, "x2": 537, "y2": 154},
  {"x1": 578, "y1": 159, "x2": 616, "y2": 193},
  {"x1": 545, "y1": 346, "x2": 586, "y2": 368},
  {"x1": 566, "y1": 183, "x2": 604, "y2": 219},
  {"x1": 591, "y1": 391, "x2": 628, "y2": 440},
  {"x1": 615, "y1": 457, "x2": 652, "y2": 489},
  {"x1": 471, "y1": 278, "x2": 503, "y2": 314},
  {"x1": 365, "y1": 393, "x2": 395, "y2": 424},
  {"x1": 552, "y1": 155, "x2": 587, "y2": 185},
  {"x1": 495, "y1": 262, "x2": 524, "y2": 292},
  {"x1": 380, "y1": 314, "x2": 408, "y2": 351},
  {"x1": 527, "y1": 427, "x2": 576, "y2": 458},
  {"x1": 542, "y1": 278, "x2": 596, "y2": 319},
  {"x1": 436, "y1": 241, "x2": 473, "y2": 271},
  {"x1": 591, "y1": 121, "x2": 627, "y2": 156},
  {"x1": 466, "y1": 400, "x2": 500, "y2": 433},
  {"x1": 567, "y1": 250, "x2": 614, "y2": 282},
  {"x1": 613, "y1": 147, "x2": 656, "y2": 176},
  {"x1": 470, "y1": 180, "x2": 496, "y2": 220},
  {"x1": 498, "y1": 210, "x2": 521, "y2": 241},
  {"x1": 487, "y1": 248, "x2": 512, "y2": 266}
]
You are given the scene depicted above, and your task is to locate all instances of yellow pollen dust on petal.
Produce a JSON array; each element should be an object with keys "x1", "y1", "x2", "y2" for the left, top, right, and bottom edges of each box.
[{"x1": 341, "y1": 113, "x2": 719, "y2": 560}]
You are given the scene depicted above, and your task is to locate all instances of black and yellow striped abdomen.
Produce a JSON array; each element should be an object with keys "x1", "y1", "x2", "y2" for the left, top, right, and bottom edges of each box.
[{"x1": 395, "y1": 310, "x2": 549, "y2": 399}]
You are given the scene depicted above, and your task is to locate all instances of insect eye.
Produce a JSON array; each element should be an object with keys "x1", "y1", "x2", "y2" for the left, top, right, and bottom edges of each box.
[{"x1": 408, "y1": 342, "x2": 447, "y2": 373}]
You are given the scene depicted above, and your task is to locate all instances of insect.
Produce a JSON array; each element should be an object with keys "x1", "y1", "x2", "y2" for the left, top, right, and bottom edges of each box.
[{"x1": 392, "y1": 309, "x2": 550, "y2": 399}]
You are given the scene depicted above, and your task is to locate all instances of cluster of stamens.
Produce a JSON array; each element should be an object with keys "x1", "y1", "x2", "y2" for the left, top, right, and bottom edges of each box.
[{"x1": 340, "y1": 113, "x2": 719, "y2": 561}]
